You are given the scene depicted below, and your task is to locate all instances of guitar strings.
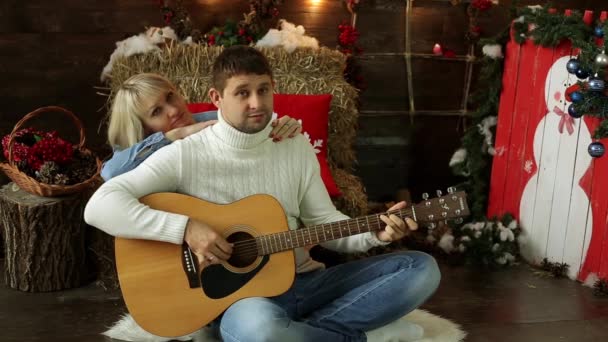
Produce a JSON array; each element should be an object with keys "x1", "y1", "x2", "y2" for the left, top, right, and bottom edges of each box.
[
  {"x1": 222, "y1": 210, "x2": 416, "y2": 256},
  {"x1": 213, "y1": 203, "x2": 460, "y2": 259},
  {"x1": 228, "y1": 209, "x2": 414, "y2": 252},
  {"x1": 221, "y1": 206, "x2": 457, "y2": 260}
]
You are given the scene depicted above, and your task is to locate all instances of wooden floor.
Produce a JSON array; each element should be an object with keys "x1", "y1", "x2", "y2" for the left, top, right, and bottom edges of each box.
[{"x1": 1, "y1": 259, "x2": 607, "y2": 342}]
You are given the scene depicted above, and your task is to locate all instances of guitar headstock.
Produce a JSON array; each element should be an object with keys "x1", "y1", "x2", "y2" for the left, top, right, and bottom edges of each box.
[{"x1": 412, "y1": 187, "x2": 469, "y2": 228}]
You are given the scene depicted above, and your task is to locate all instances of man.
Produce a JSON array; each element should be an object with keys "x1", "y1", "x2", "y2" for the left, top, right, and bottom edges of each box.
[{"x1": 85, "y1": 45, "x2": 440, "y2": 342}]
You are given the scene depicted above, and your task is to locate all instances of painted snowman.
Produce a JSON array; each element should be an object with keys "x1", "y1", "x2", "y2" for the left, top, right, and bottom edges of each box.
[{"x1": 519, "y1": 56, "x2": 593, "y2": 279}]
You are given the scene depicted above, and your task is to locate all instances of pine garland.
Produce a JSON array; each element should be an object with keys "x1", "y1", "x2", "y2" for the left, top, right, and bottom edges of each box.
[
  {"x1": 156, "y1": 0, "x2": 283, "y2": 46},
  {"x1": 454, "y1": 213, "x2": 521, "y2": 268},
  {"x1": 594, "y1": 277, "x2": 608, "y2": 297},
  {"x1": 452, "y1": 35, "x2": 509, "y2": 220},
  {"x1": 512, "y1": 7, "x2": 591, "y2": 46},
  {"x1": 539, "y1": 257, "x2": 569, "y2": 278}
]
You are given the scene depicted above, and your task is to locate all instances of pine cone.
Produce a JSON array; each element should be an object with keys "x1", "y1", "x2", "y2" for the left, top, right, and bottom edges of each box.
[
  {"x1": 36, "y1": 161, "x2": 59, "y2": 184},
  {"x1": 16, "y1": 160, "x2": 36, "y2": 178},
  {"x1": 66, "y1": 150, "x2": 96, "y2": 183},
  {"x1": 54, "y1": 173, "x2": 70, "y2": 185},
  {"x1": 594, "y1": 278, "x2": 608, "y2": 297}
]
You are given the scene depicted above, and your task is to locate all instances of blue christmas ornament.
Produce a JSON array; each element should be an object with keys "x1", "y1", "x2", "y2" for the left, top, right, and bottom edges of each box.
[
  {"x1": 566, "y1": 58, "x2": 581, "y2": 74},
  {"x1": 568, "y1": 104, "x2": 583, "y2": 118},
  {"x1": 588, "y1": 77, "x2": 606, "y2": 92},
  {"x1": 594, "y1": 26, "x2": 605, "y2": 38},
  {"x1": 576, "y1": 68, "x2": 590, "y2": 79},
  {"x1": 588, "y1": 142, "x2": 605, "y2": 158},
  {"x1": 570, "y1": 91, "x2": 583, "y2": 103}
]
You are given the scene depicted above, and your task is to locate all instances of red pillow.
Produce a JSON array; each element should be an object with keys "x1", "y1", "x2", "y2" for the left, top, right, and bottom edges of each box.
[
  {"x1": 187, "y1": 102, "x2": 217, "y2": 113},
  {"x1": 187, "y1": 94, "x2": 342, "y2": 197},
  {"x1": 273, "y1": 94, "x2": 341, "y2": 197}
]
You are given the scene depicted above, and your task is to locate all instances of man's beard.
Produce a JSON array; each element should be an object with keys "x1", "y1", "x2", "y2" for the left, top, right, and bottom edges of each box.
[{"x1": 236, "y1": 112, "x2": 272, "y2": 134}]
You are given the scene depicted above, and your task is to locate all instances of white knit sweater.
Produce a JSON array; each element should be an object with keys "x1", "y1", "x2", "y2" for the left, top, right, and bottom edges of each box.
[{"x1": 84, "y1": 110, "x2": 388, "y2": 273}]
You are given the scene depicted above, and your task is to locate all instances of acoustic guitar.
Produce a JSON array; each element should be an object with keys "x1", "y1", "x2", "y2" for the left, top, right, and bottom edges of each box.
[{"x1": 115, "y1": 189, "x2": 469, "y2": 337}]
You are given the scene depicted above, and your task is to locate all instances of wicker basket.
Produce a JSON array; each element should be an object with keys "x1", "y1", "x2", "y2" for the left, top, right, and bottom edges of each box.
[{"x1": 0, "y1": 106, "x2": 102, "y2": 197}]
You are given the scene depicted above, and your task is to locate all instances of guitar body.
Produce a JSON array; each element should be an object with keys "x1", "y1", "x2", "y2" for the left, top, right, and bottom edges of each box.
[{"x1": 115, "y1": 193, "x2": 295, "y2": 337}]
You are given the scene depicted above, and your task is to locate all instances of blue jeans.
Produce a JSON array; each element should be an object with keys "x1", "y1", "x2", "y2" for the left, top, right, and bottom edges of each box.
[{"x1": 218, "y1": 251, "x2": 441, "y2": 342}]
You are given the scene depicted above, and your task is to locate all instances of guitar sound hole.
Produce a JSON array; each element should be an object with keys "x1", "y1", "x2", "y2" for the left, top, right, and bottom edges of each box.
[{"x1": 226, "y1": 232, "x2": 258, "y2": 268}]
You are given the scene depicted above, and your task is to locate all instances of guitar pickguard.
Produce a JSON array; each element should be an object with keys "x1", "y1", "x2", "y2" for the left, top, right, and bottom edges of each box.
[{"x1": 200, "y1": 255, "x2": 270, "y2": 299}]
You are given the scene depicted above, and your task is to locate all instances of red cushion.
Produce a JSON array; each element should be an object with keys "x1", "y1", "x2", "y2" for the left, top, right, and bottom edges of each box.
[
  {"x1": 187, "y1": 102, "x2": 217, "y2": 113},
  {"x1": 273, "y1": 94, "x2": 341, "y2": 197},
  {"x1": 187, "y1": 94, "x2": 342, "y2": 197}
]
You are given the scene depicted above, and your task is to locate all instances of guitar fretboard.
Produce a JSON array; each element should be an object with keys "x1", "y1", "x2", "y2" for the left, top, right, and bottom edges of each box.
[{"x1": 254, "y1": 207, "x2": 415, "y2": 255}]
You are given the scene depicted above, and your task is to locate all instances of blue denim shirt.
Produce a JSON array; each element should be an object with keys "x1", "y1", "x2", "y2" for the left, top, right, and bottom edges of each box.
[{"x1": 100, "y1": 111, "x2": 218, "y2": 181}]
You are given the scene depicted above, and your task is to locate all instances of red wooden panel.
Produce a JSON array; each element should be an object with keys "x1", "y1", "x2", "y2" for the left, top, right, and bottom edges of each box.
[
  {"x1": 592, "y1": 10, "x2": 608, "y2": 280},
  {"x1": 500, "y1": 40, "x2": 551, "y2": 217},
  {"x1": 578, "y1": 11, "x2": 608, "y2": 281},
  {"x1": 489, "y1": 9, "x2": 608, "y2": 280},
  {"x1": 487, "y1": 27, "x2": 522, "y2": 218},
  {"x1": 579, "y1": 118, "x2": 608, "y2": 280}
]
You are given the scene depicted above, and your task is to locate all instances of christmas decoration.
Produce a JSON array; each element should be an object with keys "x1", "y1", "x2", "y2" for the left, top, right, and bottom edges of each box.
[
  {"x1": 464, "y1": 0, "x2": 498, "y2": 43},
  {"x1": 157, "y1": 0, "x2": 201, "y2": 41},
  {"x1": 255, "y1": 19, "x2": 319, "y2": 52},
  {"x1": 595, "y1": 50, "x2": 608, "y2": 67},
  {"x1": 588, "y1": 76, "x2": 606, "y2": 91},
  {"x1": 566, "y1": 57, "x2": 581, "y2": 74},
  {"x1": 450, "y1": 41, "x2": 504, "y2": 218},
  {"x1": 442, "y1": 48, "x2": 457, "y2": 58},
  {"x1": 432, "y1": 43, "x2": 443, "y2": 55},
  {"x1": 337, "y1": 13, "x2": 364, "y2": 90},
  {"x1": 568, "y1": 104, "x2": 583, "y2": 118},
  {"x1": 482, "y1": 44, "x2": 503, "y2": 59},
  {"x1": 155, "y1": 0, "x2": 284, "y2": 45},
  {"x1": 428, "y1": 214, "x2": 521, "y2": 269},
  {"x1": 512, "y1": 6, "x2": 608, "y2": 145},
  {"x1": 537, "y1": 258, "x2": 570, "y2": 278},
  {"x1": 1, "y1": 129, "x2": 97, "y2": 186},
  {"x1": 588, "y1": 141, "x2": 605, "y2": 158},
  {"x1": 337, "y1": 21, "x2": 360, "y2": 55},
  {"x1": 570, "y1": 91, "x2": 584, "y2": 103},
  {"x1": 594, "y1": 278, "x2": 608, "y2": 297},
  {"x1": 575, "y1": 67, "x2": 590, "y2": 79},
  {"x1": 594, "y1": 25, "x2": 605, "y2": 38},
  {"x1": 471, "y1": 0, "x2": 493, "y2": 12}
]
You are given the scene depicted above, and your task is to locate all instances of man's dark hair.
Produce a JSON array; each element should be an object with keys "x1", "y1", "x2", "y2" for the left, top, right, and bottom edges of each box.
[{"x1": 212, "y1": 46, "x2": 273, "y2": 94}]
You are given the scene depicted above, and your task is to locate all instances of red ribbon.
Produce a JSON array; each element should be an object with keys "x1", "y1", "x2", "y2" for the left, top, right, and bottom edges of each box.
[{"x1": 553, "y1": 106, "x2": 575, "y2": 135}]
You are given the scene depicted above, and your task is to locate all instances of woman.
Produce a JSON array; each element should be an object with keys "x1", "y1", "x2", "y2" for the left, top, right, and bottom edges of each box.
[{"x1": 101, "y1": 73, "x2": 302, "y2": 180}]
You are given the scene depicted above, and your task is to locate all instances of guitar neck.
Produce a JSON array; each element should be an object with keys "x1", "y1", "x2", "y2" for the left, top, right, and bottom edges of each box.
[{"x1": 254, "y1": 207, "x2": 415, "y2": 255}]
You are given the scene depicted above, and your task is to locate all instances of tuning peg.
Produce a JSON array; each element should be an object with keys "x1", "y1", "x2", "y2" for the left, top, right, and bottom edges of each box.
[
  {"x1": 427, "y1": 223, "x2": 436, "y2": 229},
  {"x1": 447, "y1": 187, "x2": 456, "y2": 194},
  {"x1": 422, "y1": 192, "x2": 429, "y2": 200},
  {"x1": 436, "y1": 190, "x2": 442, "y2": 197},
  {"x1": 454, "y1": 218, "x2": 464, "y2": 224}
]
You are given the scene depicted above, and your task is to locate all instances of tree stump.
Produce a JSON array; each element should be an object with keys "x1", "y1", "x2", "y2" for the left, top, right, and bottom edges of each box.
[{"x1": 0, "y1": 183, "x2": 88, "y2": 292}]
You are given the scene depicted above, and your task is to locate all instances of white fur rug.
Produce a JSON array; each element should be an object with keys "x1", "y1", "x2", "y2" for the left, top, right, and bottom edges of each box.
[{"x1": 103, "y1": 309, "x2": 466, "y2": 342}]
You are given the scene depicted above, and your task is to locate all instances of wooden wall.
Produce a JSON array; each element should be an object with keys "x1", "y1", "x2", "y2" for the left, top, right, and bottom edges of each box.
[{"x1": 0, "y1": 0, "x2": 606, "y2": 201}]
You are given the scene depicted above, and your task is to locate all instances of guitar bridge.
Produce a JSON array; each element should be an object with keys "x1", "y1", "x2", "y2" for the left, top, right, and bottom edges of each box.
[{"x1": 182, "y1": 244, "x2": 201, "y2": 288}]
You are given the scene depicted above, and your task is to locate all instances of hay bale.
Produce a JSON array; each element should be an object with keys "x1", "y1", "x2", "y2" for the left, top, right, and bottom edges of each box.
[
  {"x1": 332, "y1": 168, "x2": 368, "y2": 217},
  {"x1": 106, "y1": 45, "x2": 359, "y2": 170}
]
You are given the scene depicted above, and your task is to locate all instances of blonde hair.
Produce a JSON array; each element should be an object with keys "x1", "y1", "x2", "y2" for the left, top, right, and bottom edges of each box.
[{"x1": 107, "y1": 73, "x2": 177, "y2": 149}]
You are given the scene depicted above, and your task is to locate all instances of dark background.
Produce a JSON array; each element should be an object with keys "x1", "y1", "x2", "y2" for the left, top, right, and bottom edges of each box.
[{"x1": 1, "y1": 0, "x2": 606, "y2": 202}]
